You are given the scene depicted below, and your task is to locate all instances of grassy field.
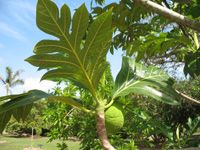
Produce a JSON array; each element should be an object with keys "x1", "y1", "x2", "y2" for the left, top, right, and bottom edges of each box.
[{"x1": 0, "y1": 135, "x2": 80, "y2": 150}]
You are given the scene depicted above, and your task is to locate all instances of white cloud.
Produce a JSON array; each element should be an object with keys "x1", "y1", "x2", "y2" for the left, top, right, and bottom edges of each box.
[
  {"x1": 0, "y1": 0, "x2": 36, "y2": 39},
  {"x1": 12, "y1": 77, "x2": 58, "y2": 94},
  {"x1": 0, "y1": 77, "x2": 57, "y2": 96},
  {"x1": 10, "y1": 1, "x2": 36, "y2": 27},
  {"x1": 0, "y1": 22, "x2": 25, "y2": 40},
  {"x1": 11, "y1": 1, "x2": 35, "y2": 18},
  {"x1": 14, "y1": 1, "x2": 35, "y2": 14},
  {"x1": 0, "y1": 83, "x2": 7, "y2": 96}
]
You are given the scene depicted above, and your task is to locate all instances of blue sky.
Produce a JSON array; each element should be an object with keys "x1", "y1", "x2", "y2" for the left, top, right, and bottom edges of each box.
[{"x1": 0, "y1": 0, "x2": 123, "y2": 96}]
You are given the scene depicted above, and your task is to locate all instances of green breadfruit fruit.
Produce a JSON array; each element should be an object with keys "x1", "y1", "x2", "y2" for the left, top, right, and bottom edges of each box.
[{"x1": 105, "y1": 101, "x2": 124, "y2": 135}]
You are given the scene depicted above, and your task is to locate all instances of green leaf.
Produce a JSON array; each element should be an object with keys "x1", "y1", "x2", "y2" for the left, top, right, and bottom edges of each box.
[
  {"x1": 48, "y1": 97, "x2": 91, "y2": 113},
  {"x1": 182, "y1": 116, "x2": 200, "y2": 146},
  {"x1": 89, "y1": 31, "x2": 113, "y2": 88},
  {"x1": 26, "y1": 54, "x2": 80, "y2": 69},
  {"x1": 150, "y1": 120, "x2": 173, "y2": 141},
  {"x1": 0, "y1": 90, "x2": 52, "y2": 114},
  {"x1": 148, "y1": 129, "x2": 162, "y2": 137},
  {"x1": 26, "y1": 0, "x2": 113, "y2": 97},
  {"x1": 69, "y1": 4, "x2": 89, "y2": 51},
  {"x1": 36, "y1": 0, "x2": 70, "y2": 39},
  {"x1": 12, "y1": 103, "x2": 33, "y2": 122},
  {"x1": 112, "y1": 57, "x2": 179, "y2": 105},
  {"x1": 126, "y1": 40, "x2": 143, "y2": 56},
  {"x1": 0, "y1": 90, "x2": 90, "y2": 115},
  {"x1": 0, "y1": 110, "x2": 12, "y2": 134},
  {"x1": 193, "y1": 32, "x2": 199, "y2": 50},
  {"x1": 80, "y1": 9, "x2": 112, "y2": 67},
  {"x1": 184, "y1": 52, "x2": 200, "y2": 78},
  {"x1": 126, "y1": 32, "x2": 191, "y2": 60},
  {"x1": 0, "y1": 90, "x2": 91, "y2": 133}
]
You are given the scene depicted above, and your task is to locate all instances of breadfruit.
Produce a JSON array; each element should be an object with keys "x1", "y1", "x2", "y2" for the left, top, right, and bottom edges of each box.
[{"x1": 105, "y1": 101, "x2": 124, "y2": 135}]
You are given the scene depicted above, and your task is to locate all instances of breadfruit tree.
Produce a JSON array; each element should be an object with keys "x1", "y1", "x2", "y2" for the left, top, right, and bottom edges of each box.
[{"x1": 0, "y1": 0, "x2": 184, "y2": 149}]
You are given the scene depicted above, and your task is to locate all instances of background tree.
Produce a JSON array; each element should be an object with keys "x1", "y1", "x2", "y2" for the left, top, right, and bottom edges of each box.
[
  {"x1": 91, "y1": 0, "x2": 200, "y2": 105},
  {"x1": 0, "y1": 67, "x2": 24, "y2": 95},
  {"x1": 5, "y1": 100, "x2": 48, "y2": 136},
  {"x1": 92, "y1": 0, "x2": 199, "y2": 75},
  {"x1": 128, "y1": 76, "x2": 200, "y2": 139}
]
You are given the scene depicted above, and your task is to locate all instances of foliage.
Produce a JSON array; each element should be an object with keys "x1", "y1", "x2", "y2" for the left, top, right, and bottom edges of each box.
[
  {"x1": 122, "y1": 103, "x2": 157, "y2": 146},
  {"x1": 56, "y1": 142, "x2": 69, "y2": 150},
  {"x1": 5, "y1": 100, "x2": 48, "y2": 135},
  {"x1": 126, "y1": 76, "x2": 200, "y2": 144},
  {"x1": 118, "y1": 140, "x2": 139, "y2": 150},
  {"x1": 92, "y1": 0, "x2": 200, "y2": 79},
  {"x1": 161, "y1": 116, "x2": 200, "y2": 149},
  {"x1": 122, "y1": 104, "x2": 200, "y2": 149},
  {"x1": 156, "y1": 76, "x2": 200, "y2": 133},
  {"x1": 184, "y1": 51, "x2": 200, "y2": 78},
  {"x1": 112, "y1": 57, "x2": 179, "y2": 105},
  {"x1": 76, "y1": 112, "x2": 101, "y2": 150}
]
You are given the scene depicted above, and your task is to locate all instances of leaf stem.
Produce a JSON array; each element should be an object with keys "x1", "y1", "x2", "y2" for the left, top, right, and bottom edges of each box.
[
  {"x1": 105, "y1": 99, "x2": 114, "y2": 109},
  {"x1": 80, "y1": 106, "x2": 95, "y2": 114}
]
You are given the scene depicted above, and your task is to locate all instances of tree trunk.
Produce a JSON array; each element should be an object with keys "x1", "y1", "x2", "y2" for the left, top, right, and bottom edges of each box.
[
  {"x1": 96, "y1": 102, "x2": 115, "y2": 150},
  {"x1": 132, "y1": 0, "x2": 200, "y2": 32}
]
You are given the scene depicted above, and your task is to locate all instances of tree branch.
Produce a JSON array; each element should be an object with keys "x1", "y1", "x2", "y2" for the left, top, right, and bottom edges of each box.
[
  {"x1": 162, "y1": 0, "x2": 170, "y2": 9},
  {"x1": 175, "y1": 90, "x2": 200, "y2": 106},
  {"x1": 64, "y1": 107, "x2": 75, "y2": 119},
  {"x1": 132, "y1": 0, "x2": 200, "y2": 32},
  {"x1": 162, "y1": 0, "x2": 191, "y2": 39}
]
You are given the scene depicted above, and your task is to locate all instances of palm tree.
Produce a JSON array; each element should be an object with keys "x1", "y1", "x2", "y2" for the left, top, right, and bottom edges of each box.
[{"x1": 0, "y1": 67, "x2": 24, "y2": 95}]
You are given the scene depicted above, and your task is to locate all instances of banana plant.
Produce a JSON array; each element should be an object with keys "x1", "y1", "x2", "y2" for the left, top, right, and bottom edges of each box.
[{"x1": 0, "y1": 0, "x2": 179, "y2": 149}]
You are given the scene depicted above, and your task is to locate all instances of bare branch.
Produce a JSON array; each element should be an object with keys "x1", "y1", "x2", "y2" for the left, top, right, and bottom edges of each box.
[
  {"x1": 176, "y1": 90, "x2": 200, "y2": 106},
  {"x1": 64, "y1": 107, "x2": 75, "y2": 119}
]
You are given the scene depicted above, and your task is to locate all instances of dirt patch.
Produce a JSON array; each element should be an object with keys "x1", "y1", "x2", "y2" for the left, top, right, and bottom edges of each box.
[{"x1": 0, "y1": 141, "x2": 6, "y2": 144}]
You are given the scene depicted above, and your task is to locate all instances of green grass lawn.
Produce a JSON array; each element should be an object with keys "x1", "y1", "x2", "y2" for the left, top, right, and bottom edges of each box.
[{"x1": 0, "y1": 135, "x2": 80, "y2": 150}]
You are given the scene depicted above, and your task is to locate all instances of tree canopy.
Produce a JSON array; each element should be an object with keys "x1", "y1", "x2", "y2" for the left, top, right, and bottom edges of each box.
[{"x1": 92, "y1": 0, "x2": 200, "y2": 78}]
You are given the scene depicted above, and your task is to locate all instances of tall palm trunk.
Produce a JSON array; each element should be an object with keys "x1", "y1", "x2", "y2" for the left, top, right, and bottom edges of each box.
[{"x1": 0, "y1": 76, "x2": 12, "y2": 95}]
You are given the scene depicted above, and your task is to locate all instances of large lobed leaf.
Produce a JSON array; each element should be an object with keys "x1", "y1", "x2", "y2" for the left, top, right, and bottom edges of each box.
[
  {"x1": 0, "y1": 90, "x2": 87, "y2": 115},
  {"x1": 1, "y1": 0, "x2": 113, "y2": 134},
  {"x1": 12, "y1": 103, "x2": 33, "y2": 122},
  {"x1": 0, "y1": 104, "x2": 33, "y2": 133},
  {"x1": 26, "y1": 0, "x2": 113, "y2": 96},
  {"x1": 0, "y1": 110, "x2": 12, "y2": 134},
  {"x1": 112, "y1": 57, "x2": 179, "y2": 105},
  {"x1": 0, "y1": 90, "x2": 88, "y2": 133}
]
